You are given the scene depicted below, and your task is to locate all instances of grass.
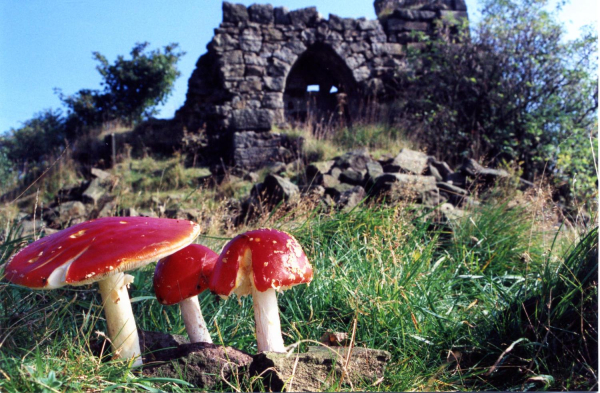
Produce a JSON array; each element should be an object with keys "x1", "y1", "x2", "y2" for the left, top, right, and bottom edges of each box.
[{"x1": 0, "y1": 189, "x2": 596, "y2": 391}]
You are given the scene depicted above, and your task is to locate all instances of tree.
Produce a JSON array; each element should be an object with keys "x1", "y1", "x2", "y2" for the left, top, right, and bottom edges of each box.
[
  {"x1": 0, "y1": 109, "x2": 66, "y2": 170},
  {"x1": 390, "y1": 0, "x2": 597, "y2": 204},
  {"x1": 60, "y1": 42, "x2": 185, "y2": 135}
]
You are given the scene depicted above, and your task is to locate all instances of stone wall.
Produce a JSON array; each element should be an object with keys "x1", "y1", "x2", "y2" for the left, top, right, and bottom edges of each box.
[{"x1": 174, "y1": 1, "x2": 468, "y2": 170}]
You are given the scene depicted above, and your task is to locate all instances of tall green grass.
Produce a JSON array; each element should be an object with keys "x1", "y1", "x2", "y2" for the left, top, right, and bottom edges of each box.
[{"x1": 0, "y1": 200, "x2": 596, "y2": 391}]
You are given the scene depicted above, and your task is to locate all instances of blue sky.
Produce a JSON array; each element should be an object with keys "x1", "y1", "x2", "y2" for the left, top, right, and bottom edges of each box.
[{"x1": 0, "y1": 0, "x2": 596, "y2": 133}]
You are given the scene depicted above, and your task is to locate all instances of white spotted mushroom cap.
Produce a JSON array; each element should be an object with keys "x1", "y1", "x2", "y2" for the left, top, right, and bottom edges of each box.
[
  {"x1": 4, "y1": 217, "x2": 200, "y2": 289},
  {"x1": 209, "y1": 228, "x2": 313, "y2": 296}
]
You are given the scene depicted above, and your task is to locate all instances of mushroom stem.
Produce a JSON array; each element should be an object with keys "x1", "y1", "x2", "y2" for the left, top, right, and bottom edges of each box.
[
  {"x1": 179, "y1": 296, "x2": 213, "y2": 343},
  {"x1": 252, "y1": 287, "x2": 285, "y2": 353},
  {"x1": 98, "y1": 272, "x2": 142, "y2": 366}
]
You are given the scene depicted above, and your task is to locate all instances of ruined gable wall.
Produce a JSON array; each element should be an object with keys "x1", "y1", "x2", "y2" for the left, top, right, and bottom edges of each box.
[{"x1": 175, "y1": 1, "x2": 467, "y2": 169}]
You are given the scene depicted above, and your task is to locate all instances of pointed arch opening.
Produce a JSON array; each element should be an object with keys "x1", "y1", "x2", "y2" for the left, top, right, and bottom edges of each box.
[{"x1": 283, "y1": 43, "x2": 358, "y2": 129}]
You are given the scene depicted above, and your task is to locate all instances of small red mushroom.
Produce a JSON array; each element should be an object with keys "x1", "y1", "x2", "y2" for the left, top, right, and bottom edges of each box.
[
  {"x1": 3, "y1": 217, "x2": 200, "y2": 366},
  {"x1": 154, "y1": 244, "x2": 217, "y2": 343},
  {"x1": 209, "y1": 228, "x2": 313, "y2": 353}
]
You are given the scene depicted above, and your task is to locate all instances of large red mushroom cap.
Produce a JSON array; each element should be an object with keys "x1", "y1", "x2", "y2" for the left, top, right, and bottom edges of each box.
[
  {"x1": 4, "y1": 217, "x2": 201, "y2": 289},
  {"x1": 154, "y1": 244, "x2": 218, "y2": 305},
  {"x1": 210, "y1": 228, "x2": 313, "y2": 296}
]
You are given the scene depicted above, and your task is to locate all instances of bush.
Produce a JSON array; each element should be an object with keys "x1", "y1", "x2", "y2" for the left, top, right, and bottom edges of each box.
[{"x1": 390, "y1": 0, "x2": 597, "y2": 205}]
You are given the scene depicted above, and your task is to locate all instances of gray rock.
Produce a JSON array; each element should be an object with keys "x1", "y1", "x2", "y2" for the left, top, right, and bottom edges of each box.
[
  {"x1": 230, "y1": 109, "x2": 273, "y2": 131},
  {"x1": 82, "y1": 178, "x2": 107, "y2": 206},
  {"x1": 459, "y1": 159, "x2": 510, "y2": 180},
  {"x1": 373, "y1": 174, "x2": 439, "y2": 206},
  {"x1": 337, "y1": 185, "x2": 366, "y2": 211},
  {"x1": 57, "y1": 201, "x2": 87, "y2": 222},
  {"x1": 306, "y1": 160, "x2": 335, "y2": 184},
  {"x1": 263, "y1": 174, "x2": 299, "y2": 203},
  {"x1": 249, "y1": 3, "x2": 273, "y2": 24},
  {"x1": 273, "y1": 6, "x2": 290, "y2": 24},
  {"x1": 90, "y1": 167, "x2": 113, "y2": 181},
  {"x1": 222, "y1": 2, "x2": 249, "y2": 24},
  {"x1": 335, "y1": 148, "x2": 371, "y2": 172},
  {"x1": 289, "y1": 7, "x2": 319, "y2": 26},
  {"x1": 339, "y1": 168, "x2": 364, "y2": 186},
  {"x1": 390, "y1": 148, "x2": 429, "y2": 175},
  {"x1": 427, "y1": 157, "x2": 454, "y2": 181},
  {"x1": 391, "y1": 9, "x2": 437, "y2": 20},
  {"x1": 250, "y1": 346, "x2": 391, "y2": 392},
  {"x1": 437, "y1": 181, "x2": 468, "y2": 206}
]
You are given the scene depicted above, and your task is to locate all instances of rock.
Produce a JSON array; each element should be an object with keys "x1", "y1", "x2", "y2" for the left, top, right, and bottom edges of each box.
[
  {"x1": 337, "y1": 185, "x2": 366, "y2": 211},
  {"x1": 289, "y1": 7, "x2": 319, "y2": 26},
  {"x1": 459, "y1": 158, "x2": 510, "y2": 179},
  {"x1": 244, "y1": 171, "x2": 259, "y2": 182},
  {"x1": 90, "y1": 167, "x2": 112, "y2": 182},
  {"x1": 250, "y1": 346, "x2": 391, "y2": 392},
  {"x1": 306, "y1": 162, "x2": 336, "y2": 184},
  {"x1": 143, "y1": 342, "x2": 253, "y2": 390},
  {"x1": 437, "y1": 182, "x2": 468, "y2": 206},
  {"x1": 263, "y1": 174, "x2": 299, "y2": 203},
  {"x1": 373, "y1": 174, "x2": 439, "y2": 206},
  {"x1": 389, "y1": 148, "x2": 429, "y2": 175},
  {"x1": 56, "y1": 183, "x2": 87, "y2": 202},
  {"x1": 233, "y1": 131, "x2": 303, "y2": 170},
  {"x1": 274, "y1": 6, "x2": 290, "y2": 24},
  {"x1": 230, "y1": 109, "x2": 273, "y2": 131},
  {"x1": 17, "y1": 219, "x2": 45, "y2": 237},
  {"x1": 339, "y1": 168, "x2": 364, "y2": 186},
  {"x1": 249, "y1": 3, "x2": 274, "y2": 24},
  {"x1": 82, "y1": 178, "x2": 107, "y2": 206},
  {"x1": 321, "y1": 174, "x2": 341, "y2": 188},
  {"x1": 427, "y1": 157, "x2": 453, "y2": 181},
  {"x1": 334, "y1": 148, "x2": 371, "y2": 172},
  {"x1": 325, "y1": 183, "x2": 356, "y2": 199},
  {"x1": 57, "y1": 201, "x2": 87, "y2": 223},
  {"x1": 222, "y1": 2, "x2": 249, "y2": 24},
  {"x1": 440, "y1": 202, "x2": 464, "y2": 221},
  {"x1": 365, "y1": 160, "x2": 384, "y2": 184}
]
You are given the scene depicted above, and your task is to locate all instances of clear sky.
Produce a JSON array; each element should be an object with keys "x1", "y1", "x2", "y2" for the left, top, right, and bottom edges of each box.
[{"x1": 0, "y1": 0, "x2": 596, "y2": 134}]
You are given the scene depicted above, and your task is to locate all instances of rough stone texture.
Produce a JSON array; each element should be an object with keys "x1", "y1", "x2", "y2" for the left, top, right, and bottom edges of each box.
[
  {"x1": 373, "y1": 173, "x2": 439, "y2": 206},
  {"x1": 174, "y1": 1, "x2": 468, "y2": 170},
  {"x1": 143, "y1": 342, "x2": 253, "y2": 390},
  {"x1": 263, "y1": 174, "x2": 300, "y2": 203},
  {"x1": 250, "y1": 346, "x2": 391, "y2": 392},
  {"x1": 389, "y1": 148, "x2": 429, "y2": 175},
  {"x1": 233, "y1": 131, "x2": 303, "y2": 170}
]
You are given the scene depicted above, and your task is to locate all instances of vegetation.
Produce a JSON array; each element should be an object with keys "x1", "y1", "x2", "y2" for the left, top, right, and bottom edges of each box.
[
  {"x1": 390, "y1": 0, "x2": 597, "y2": 206},
  {"x1": 0, "y1": 173, "x2": 597, "y2": 390}
]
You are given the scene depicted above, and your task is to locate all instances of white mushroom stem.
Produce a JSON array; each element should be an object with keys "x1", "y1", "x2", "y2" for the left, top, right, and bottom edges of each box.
[
  {"x1": 252, "y1": 287, "x2": 285, "y2": 353},
  {"x1": 98, "y1": 272, "x2": 143, "y2": 367},
  {"x1": 179, "y1": 296, "x2": 213, "y2": 344}
]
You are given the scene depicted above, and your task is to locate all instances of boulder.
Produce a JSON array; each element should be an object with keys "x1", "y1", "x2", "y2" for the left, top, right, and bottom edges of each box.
[
  {"x1": 263, "y1": 174, "x2": 299, "y2": 203},
  {"x1": 336, "y1": 185, "x2": 366, "y2": 211},
  {"x1": 427, "y1": 157, "x2": 453, "y2": 182},
  {"x1": 334, "y1": 148, "x2": 371, "y2": 172},
  {"x1": 373, "y1": 174, "x2": 439, "y2": 206},
  {"x1": 388, "y1": 148, "x2": 429, "y2": 175},
  {"x1": 339, "y1": 168, "x2": 364, "y2": 186},
  {"x1": 437, "y1": 182, "x2": 468, "y2": 206},
  {"x1": 82, "y1": 178, "x2": 107, "y2": 206}
]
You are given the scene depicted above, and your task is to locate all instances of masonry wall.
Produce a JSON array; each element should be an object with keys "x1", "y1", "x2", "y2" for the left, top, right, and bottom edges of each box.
[{"x1": 175, "y1": 1, "x2": 467, "y2": 169}]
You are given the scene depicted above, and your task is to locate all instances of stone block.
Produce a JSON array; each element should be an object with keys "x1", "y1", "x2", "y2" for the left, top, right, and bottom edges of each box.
[
  {"x1": 274, "y1": 6, "x2": 290, "y2": 24},
  {"x1": 391, "y1": 148, "x2": 429, "y2": 175},
  {"x1": 263, "y1": 76, "x2": 285, "y2": 91},
  {"x1": 222, "y1": 2, "x2": 249, "y2": 24},
  {"x1": 249, "y1": 4, "x2": 274, "y2": 24},
  {"x1": 358, "y1": 19, "x2": 379, "y2": 31},
  {"x1": 391, "y1": 9, "x2": 437, "y2": 20},
  {"x1": 289, "y1": 7, "x2": 319, "y2": 26},
  {"x1": 371, "y1": 42, "x2": 403, "y2": 56},
  {"x1": 230, "y1": 109, "x2": 273, "y2": 131},
  {"x1": 387, "y1": 19, "x2": 430, "y2": 32},
  {"x1": 373, "y1": 173, "x2": 439, "y2": 206}
]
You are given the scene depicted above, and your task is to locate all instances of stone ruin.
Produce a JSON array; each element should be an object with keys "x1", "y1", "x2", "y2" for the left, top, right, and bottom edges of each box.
[{"x1": 172, "y1": 0, "x2": 468, "y2": 170}]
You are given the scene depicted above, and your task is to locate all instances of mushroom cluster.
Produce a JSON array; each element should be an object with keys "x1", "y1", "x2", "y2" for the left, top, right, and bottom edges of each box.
[
  {"x1": 3, "y1": 217, "x2": 200, "y2": 366},
  {"x1": 4, "y1": 218, "x2": 312, "y2": 365}
]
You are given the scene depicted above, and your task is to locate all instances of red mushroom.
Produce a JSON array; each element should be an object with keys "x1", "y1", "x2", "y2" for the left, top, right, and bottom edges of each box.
[
  {"x1": 154, "y1": 244, "x2": 217, "y2": 343},
  {"x1": 3, "y1": 217, "x2": 200, "y2": 367},
  {"x1": 209, "y1": 228, "x2": 313, "y2": 353}
]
